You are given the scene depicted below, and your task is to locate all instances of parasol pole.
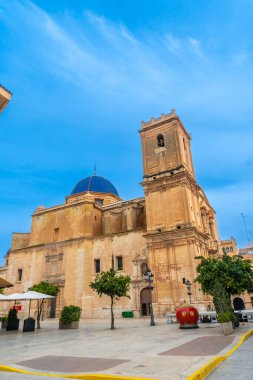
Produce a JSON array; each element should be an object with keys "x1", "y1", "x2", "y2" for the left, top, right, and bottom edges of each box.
[{"x1": 28, "y1": 299, "x2": 31, "y2": 318}]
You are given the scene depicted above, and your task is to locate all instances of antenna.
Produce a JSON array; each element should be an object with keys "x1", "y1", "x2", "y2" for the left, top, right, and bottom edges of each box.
[
  {"x1": 240, "y1": 213, "x2": 251, "y2": 245},
  {"x1": 94, "y1": 162, "x2": 97, "y2": 176}
]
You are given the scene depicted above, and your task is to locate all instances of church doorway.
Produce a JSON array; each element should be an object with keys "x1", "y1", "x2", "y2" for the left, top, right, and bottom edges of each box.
[
  {"x1": 140, "y1": 287, "x2": 151, "y2": 316},
  {"x1": 233, "y1": 297, "x2": 245, "y2": 311}
]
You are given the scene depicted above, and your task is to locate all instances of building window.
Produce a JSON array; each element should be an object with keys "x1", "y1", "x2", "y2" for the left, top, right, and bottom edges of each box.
[
  {"x1": 116, "y1": 256, "x2": 123, "y2": 270},
  {"x1": 157, "y1": 134, "x2": 164, "y2": 147},
  {"x1": 51, "y1": 260, "x2": 57, "y2": 275},
  {"x1": 17, "y1": 269, "x2": 23, "y2": 282},
  {"x1": 230, "y1": 246, "x2": 234, "y2": 252},
  {"x1": 95, "y1": 199, "x2": 103, "y2": 206},
  {"x1": 94, "y1": 259, "x2": 100, "y2": 273},
  {"x1": 54, "y1": 228, "x2": 59, "y2": 241},
  {"x1": 226, "y1": 247, "x2": 229, "y2": 253}
]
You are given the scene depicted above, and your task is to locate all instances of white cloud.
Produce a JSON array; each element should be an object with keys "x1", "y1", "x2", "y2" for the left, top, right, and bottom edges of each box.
[
  {"x1": 164, "y1": 33, "x2": 182, "y2": 56},
  {"x1": 188, "y1": 36, "x2": 202, "y2": 55}
]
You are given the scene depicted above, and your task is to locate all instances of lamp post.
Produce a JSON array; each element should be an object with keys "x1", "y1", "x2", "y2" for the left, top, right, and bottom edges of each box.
[
  {"x1": 184, "y1": 279, "x2": 192, "y2": 304},
  {"x1": 143, "y1": 268, "x2": 155, "y2": 326}
]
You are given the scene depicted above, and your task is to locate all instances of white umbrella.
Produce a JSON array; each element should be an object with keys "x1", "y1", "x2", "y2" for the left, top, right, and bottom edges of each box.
[
  {"x1": 6, "y1": 291, "x2": 56, "y2": 317},
  {"x1": 0, "y1": 294, "x2": 8, "y2": 300},
  {"x1": 6, "y1": 291, "x2": 55, "y2": 300},
  {"x1": 5, "y1": 293, "x2": 23, "y2": 300}
]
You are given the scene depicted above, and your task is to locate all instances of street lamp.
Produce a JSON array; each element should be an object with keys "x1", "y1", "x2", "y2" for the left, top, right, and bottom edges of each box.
[
  {"x1": 184, "y1": 279, "x2": 192, "y2": 304},
  {"x1": 143, "y1": 268, "x2": 155, "y2": 326}
]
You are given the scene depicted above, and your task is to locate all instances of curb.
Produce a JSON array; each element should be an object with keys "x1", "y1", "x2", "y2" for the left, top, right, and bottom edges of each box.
[
  {"x1": 0, "y1": 365, "x2": 156, "y2": 380},
  {"x1": 185, "y1": 328, "x2": 253, "y2": 380}
]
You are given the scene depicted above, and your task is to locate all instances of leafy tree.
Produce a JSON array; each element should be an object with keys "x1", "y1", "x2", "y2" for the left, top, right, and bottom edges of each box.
[
  {"x1": 90, "y1": 268, "x2": 131, "y2": 329},
  {"x1": 29, "y1": 281, "x2": 59, "y2": 328},
  {"x1": 195, "y1": 253, "x2": 253, "y2": 314}
]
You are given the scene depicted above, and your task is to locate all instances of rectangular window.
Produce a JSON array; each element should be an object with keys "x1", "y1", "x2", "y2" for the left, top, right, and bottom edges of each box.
[
  {"x1": 116, "y1": 256, "x2": 123, "y2": 270},
  {"x1": 51, "y1": 260, "x2": 57, "y2": 275},
  {"x1": 54, "y1": 228, "x2": 59, "y2": 241},
  {"x1": 94, "y1": 259, "x2": 100, "y2": 273},
  {"x1": 17, "y1": 269, "x2": 23, "y2": 282},
  {"x1": 95, "y1": 199, "x2": 103, "y2": 206}
]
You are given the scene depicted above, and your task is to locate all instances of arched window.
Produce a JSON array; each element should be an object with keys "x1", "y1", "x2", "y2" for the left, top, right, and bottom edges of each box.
[{"x1": 157, "y1": 134, "x2": 164, "y2": 147}]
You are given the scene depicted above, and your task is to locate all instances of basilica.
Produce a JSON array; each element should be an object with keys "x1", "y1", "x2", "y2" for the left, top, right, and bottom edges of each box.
[{"x1": 0, "y1": 109, "x2": 220, "y2": 318}]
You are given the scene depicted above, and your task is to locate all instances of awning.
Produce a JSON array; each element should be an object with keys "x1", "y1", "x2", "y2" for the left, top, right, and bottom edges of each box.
[
  {"x1": 6, "y1": 291, "x2": 55, "y2": 300},
  {"x1": 0, "y1": 277, "x2": 13, "y2": 289}
]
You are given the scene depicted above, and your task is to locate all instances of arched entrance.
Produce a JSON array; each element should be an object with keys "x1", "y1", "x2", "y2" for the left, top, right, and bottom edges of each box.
[
  {"x1": 140, "y1": 287, "x2": 151, "y2": 316},
  {"x1": 233, "y1": 297, "x2": 245, "y2": 311}
]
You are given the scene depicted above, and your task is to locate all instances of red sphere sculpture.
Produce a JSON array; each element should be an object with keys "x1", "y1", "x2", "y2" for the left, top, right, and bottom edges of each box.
[{"x1": 176, "y1": 305, "x2": 199, "y2": 329}]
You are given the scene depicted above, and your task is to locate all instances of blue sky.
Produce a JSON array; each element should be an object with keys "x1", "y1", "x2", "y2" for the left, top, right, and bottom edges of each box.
[{"x1": 1, "y1": 0, "x2": 253, "y2": 264}]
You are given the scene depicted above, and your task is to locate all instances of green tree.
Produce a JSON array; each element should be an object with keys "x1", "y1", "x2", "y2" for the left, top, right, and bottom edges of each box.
[
  {"x1": 29, "y1": 281, "x2": 59, "y2": 329},
  {"x1": 195, "y1": 253, "x2": 253, "y2": 314},
  {"x1": 90, "y1": 268, "x2": 131, "y2": 329}
]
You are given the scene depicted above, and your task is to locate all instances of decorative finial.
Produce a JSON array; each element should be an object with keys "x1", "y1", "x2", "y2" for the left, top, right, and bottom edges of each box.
[{"x1": 94, "y1": 162, "x2": 97, "y2": 176}]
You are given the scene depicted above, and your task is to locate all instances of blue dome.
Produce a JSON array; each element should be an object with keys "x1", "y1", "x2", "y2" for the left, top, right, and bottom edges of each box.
[{"x1": 71, "y1": 176, "x2": 119, "y2": 196}]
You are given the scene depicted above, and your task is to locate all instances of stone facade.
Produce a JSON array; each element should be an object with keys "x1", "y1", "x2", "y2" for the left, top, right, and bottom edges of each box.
[
  {"x1": 220, "y1": 237, "x2": 238, "y2": 256},
  {"x1": 0, "y1": 110, "x2": 220, "y2": 318},
  {"x1": 0, "y1": 84, "x2": 12, "y2": 113}
]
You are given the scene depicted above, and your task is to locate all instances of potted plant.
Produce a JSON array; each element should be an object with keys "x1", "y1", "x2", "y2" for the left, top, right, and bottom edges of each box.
[
  {"x1": 59, "y1": 305, "x2": 81, "y2": 329},
  {"x1": 218, "y1": 311, "x2": 234, "y2": 335},
  {"x1": 23, "y1": 317, "x2": 36, "y2": 332},
  {"x1": 1, "y1": 316, "x2": 8, "y2": 329},
  {"x1": 6, "y1": 307, "x2": 20, "y2": 331}
]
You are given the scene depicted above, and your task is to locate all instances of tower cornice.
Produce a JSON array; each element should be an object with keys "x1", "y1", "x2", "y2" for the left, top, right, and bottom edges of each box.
[{"x1": 139, "y1": 109, "x2": 191, "y2": 140}]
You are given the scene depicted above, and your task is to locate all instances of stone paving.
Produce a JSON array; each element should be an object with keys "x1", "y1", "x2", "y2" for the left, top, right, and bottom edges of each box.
[
  {"x1": 207, "y1": 336, "x2": 253, "y2": 380},
  {"x1": 0, "y1": 318, "x2": 252, "y2": 380}
]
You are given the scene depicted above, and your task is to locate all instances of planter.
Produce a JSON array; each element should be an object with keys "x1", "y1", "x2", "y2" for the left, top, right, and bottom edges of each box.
[
  {"x1": 176, "y1": 306, "x2": 199, "y2": 329},
  {"x1": 221, "y1": 321, "x2": 233, "y2": 335},
  {"x1": 122, "y1": 311, "x2": 134, "y2": 318},
  {"x1": 23, "y1": 318, "x2": 36, "y2": 332},
  {"x1": 59, "y1": 320, "x2": 79, "y2": 329},
  {"x1": 6, "y1": 319, "x2": 19, "y2": 331}
]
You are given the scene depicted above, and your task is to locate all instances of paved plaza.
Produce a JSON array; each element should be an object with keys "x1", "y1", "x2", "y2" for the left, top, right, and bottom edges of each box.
[
  {"x1": 0, "y1": 318, "x2": 252, "y2": 379},
  {"x1": 207, "y1": 335, "x2": 253, "y2": 380}
]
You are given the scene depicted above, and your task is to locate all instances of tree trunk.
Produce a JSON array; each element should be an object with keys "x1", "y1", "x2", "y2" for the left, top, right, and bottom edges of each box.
[
  {"x1": 36, "y1": 300, "x2": 43, "y2": 329},
  {"x1": 110, "y1": 296, "x2": 115, "y2": 330},
  {"x1": 213, "y1": 285, "x2": 232, "y2": 314}
]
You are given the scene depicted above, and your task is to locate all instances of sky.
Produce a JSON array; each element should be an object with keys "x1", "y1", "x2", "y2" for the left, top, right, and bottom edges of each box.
[{"x1": 0, "y1": 0, "x2": 253, "y2": 264}]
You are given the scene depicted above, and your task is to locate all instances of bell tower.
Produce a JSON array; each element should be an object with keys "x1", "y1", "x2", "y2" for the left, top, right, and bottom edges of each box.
[
  {"x1": 141, "y1": 109, "x2": 194, "y2": 180},
  {"x1": 140, "y1": 109, "x2": 196, "y2": 233},
  {"x1": 139, "y1": 109, "x2": 219, "y2": 315}
]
